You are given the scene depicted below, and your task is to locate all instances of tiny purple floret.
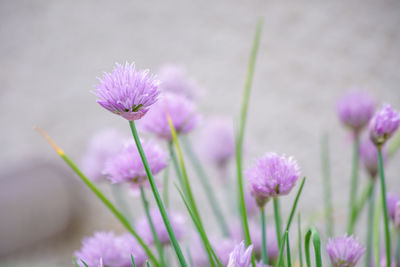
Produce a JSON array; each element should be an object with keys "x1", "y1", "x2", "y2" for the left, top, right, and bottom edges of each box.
[
  {"x1": 326, "y1": 234, "x2": 365, "y2": 267},
  {"x1": 94, "y1": 62, "x2": 160, "y2": 121},
  {"x1": 227, "y1": 241, "x2": 254, "y2": 267}
]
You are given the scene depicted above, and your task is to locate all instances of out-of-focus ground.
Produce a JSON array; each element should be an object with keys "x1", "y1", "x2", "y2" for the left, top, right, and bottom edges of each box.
[{"x1": 1, "y1": 0, "x2": 400, "y2": 266}]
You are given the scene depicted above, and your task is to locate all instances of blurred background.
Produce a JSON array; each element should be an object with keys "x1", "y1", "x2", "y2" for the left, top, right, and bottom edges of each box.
[{"x1": 1, "y1": 0, "x2": 400, "y2": 266}]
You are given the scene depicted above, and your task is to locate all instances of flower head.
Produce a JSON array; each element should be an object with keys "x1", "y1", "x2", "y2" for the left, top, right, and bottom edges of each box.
[
  {"x1": 246, "y1": 152, "x2": 300, "y2": 207},
  {"x1": 103, "y1": 140, "x2": 167, "y2": 185},
  {"x1": 359, "y1": 139, "x2": 387, "y2": 179},
  {"x1": 74, "y1": 232, "x2": 121, "y2": 267},
  {"x1": 94, "y1": 62, "x2": 160, "y2": 121},
  {"x1": 158, "y1": 64, "x2": 201, "y2": 100},
  {"x1": 199, "y1": 117, "x2": 235, "y2": 169},
  {"x1": 369, "y1": 104, "x2": 400, "y2": 146},
  {"x1": 337, "y1": 91, "x2": 375, "y2": 133},
  {"x1": 115, "y1": 233, "x2": 147, "y2": 267},
  {"x1": 326, "y1": 234, "x2": 365, "y2": 267},
  {"x1": 227, "y1": 241, "x2": 254, "y2": 267},
  {"x1": 136, "y1": 209, "x2": 185, "y2": 245},
  {"x1": 81, "y1": 128, "x2": 126, "y2": 182},
  {"x1": 140, "y1": 92, "x2": 200, "y2": 140},
  {"x1": 387, "y1": 193, "x2": 400, "y2": 224}
]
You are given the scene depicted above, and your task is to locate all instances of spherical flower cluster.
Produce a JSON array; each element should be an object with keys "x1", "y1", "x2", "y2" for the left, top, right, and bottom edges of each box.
[
  {"x1": 326, "y1": 234, "x2": 365, "y2": 267},
  {"x1": 158, "y1": 64, "x2": 201, "y2": 100},
  {"x1": 140, "y1": 92, "x2": 200, "y2": 140},
  {"x1": 74, "y1": 231, "x2": 146, "y2": 267},
  {"x1": 199, "y1": 117, "x2": 235, "y2": 169},
  {"x1": 103, "y1": 140, "x2": 167, "y2": 185},
  {"x1": 94, "y1": 62, "x2": 160, "y2": 121},
  {"x1": 359, "y1": 139, "x2": 387, "y2": 179},
  {"x1": 135, "y1": 209, "x2": 185, "y2": 245},
  {"x1": 227, "y1": 241, "x2": 254, "y2": 267},
  {"x1": 337, "y1": 91, "x2": 375, "y2": 133},
  {"x1": 369, "y1": 104, "x2": 400, "y2": 146},
  {"x1": 81, "y1": 128, "x2": 126, "y2": 182},
  {"x1": 246, "y1": 152, "x2": 300, "y2": 207}
]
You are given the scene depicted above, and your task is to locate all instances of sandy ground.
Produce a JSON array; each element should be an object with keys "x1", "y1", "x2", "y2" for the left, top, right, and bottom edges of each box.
[{"x1": 1, "y1": 0, "x2": 400, "y2": 266}]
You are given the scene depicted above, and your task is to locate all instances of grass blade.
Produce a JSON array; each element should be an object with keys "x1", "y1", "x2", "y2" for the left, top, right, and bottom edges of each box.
[
  {"x1": 131, "y1": 254, "x2": 137, "y2": 267},
  {"x1": 304, "y1": 227, "x2": 322, "y2": 267},
  {"x1": 298, "y1": 214, "x2": 303, "y2": 267},
  {"x1": 286, "y1": 231, "x2": 292, "y2": 267},
  {"x1": 73, "y1": 257, "x2": 79, "y2": 267}
]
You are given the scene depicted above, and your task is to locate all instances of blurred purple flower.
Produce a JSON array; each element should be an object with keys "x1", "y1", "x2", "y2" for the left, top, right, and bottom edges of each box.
[
  {"x1": 369, "y1": 104, "x2": 400, "y2": 146},
  {"x1": 115, "y1": 233, "x2": 147, "y2": 267},
  {"x1": 246, "y1": 152, "x2": 300, "y2": 207},
  {"x1": 140, "y1": 92, "x2": 200, "y2": 140},
  {"x1": 227, "y1": 241, "x2": 254, "y2": 267},
  {"x1": 74, "y1": 232, "x2": 121, "y2": 267},
  {"x1": 103, "y1": 140, "x2": 167, "y2": 185},
  {"x1": 81, "y1": 128, "x2": 126, "y2": 182},
  {"x1": 326, "y1": 234, "x2": 365, "y2": 267},
  {"x1": 199, "y1": 117, "x2": 235, "y2": 169},
  {"x1": 387, "y1": 193, "x2": 400, "y2": 224},
  {"x1": 359, "y1": 139, "x2": 387, "y2": 179},
  {"x1": 158, "y1": 64, "x2": 202, "y2": 100},
  {"x1": 337, "y1": 91, "x2": 375, "y2": 133},
  {"x1": 135, "y1": 209, "x2": 185, "y2": 245},
  {"x1": 94, "y1": 62, "x2": 160, "y2": 121}
]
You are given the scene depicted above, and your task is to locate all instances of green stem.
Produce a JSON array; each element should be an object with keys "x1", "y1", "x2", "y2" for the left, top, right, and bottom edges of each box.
[
  {"x1": 298, "y1": 214, "x2": 303, "y2": 267},
  {"x1": 260, "y1": 206, "x2": 268, "y2": 264},
  {"x1": 347, "y1": 134, "x2": 360, "y2": 234},
  {"x1": 163, "y1": 166, "x2": 170, "y2": 208},
  {"x1": 373, "y1": 194, "x2": 381, "y2": 267},
  {"x1": 274, "y1": 198, "x2": 283, "y2": 249},
  {"x1": 169, "y1": 141, "x2": 186, "y2": 192},
  {"x1": 182, "y1": 137, "x2": 229, "y2": 236},
  {"x1": 140, "y1": 185, "x2": 165, "y2": 266},
  {"x1": 235, "y1": 20, "x2": 263, "y2": 259},
  {"x1": 377, "y1": 148, "x2": 391, "y2": 267},
  {"x1": 129, "y1": 121, "x2": 188, "y2": 267},
  {"x1": 286, "y1": 231, "x2": 292, "y2": 267},
  {"x1": 365, "y1": 181, "x2": 375, "y2": 267},
  {"x1": 61, "y1": 154, "x2": 160, "y2": 267},
  {"x1": 304, "y1": 227, "x2": 322, "y2": 267},
  {"x1": 321, "y1": 133, "x2": 334, "y2": 237}
]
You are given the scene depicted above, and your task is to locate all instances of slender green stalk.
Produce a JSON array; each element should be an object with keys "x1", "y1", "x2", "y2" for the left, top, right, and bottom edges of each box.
[
  {"x1": 129, "y1": 121, "x2": 188, "y2": 267},
  {"x1": 81, "y1": 260, "x2": 89, "y2": 267},
  {"x1": 131, "y1": 255, "x2": 137, "y2": 267},
  {"x1": 286, "y1": 231, "x2": 292, "y2": 267},
  {"x1": 140, "y1": 185, "x2": 165, "y2": 266},
  {"x1": 377, "y1": 148, "x2": 391, "y2": 267},
  {"x1": 73, "y1": 257, "x2": 79, "y2": 267},
  {"x1": 235, "y1": 19, "x2": 263, "y2": 253},
  {"x1": 350, "y1": 179, "x2": 375, "y2": 232},
  {"x1": 365, "y1": 181, "x2": 375, "y2": 267},
  {"x1": 321, "y1": 133, "x2": 334, "y2": 237},
  {"x1": 182, "y1": 137, "x2": 229, "y2": 236},
  {"x1": 347, "y1": 135, "x2": 360, "y2": 234},
  {"x1": 304, "y1": 227, "x2": 322, "y2": 267},
  {"x1": 276, "y1": 231, "x2": 289, "y2": 267},
  {"x1": 163, "y1": 166, "x2": 170, "y2": 208},
  {"x1": 146, "y1": 261, "x2": 151, "y2": 267},
  {"x1": 276, "y1": 178, "x2": 306, "y2": 267},
  {"x1": 274, "y1": 198, "x2": 283, "y2": 249},
  {"x1": 112, "y1": 184, "x2": 133, "y2": 222},
  {"x1": 175, "y1": 184, "x2": 221, "y2": 267},
  {"x1": 169, "y1": 142, "x2": 186, "y2": 193},
  {"x1": 373, "y1": 194, "x2": 381, "y2": 267},
  {"x1": 260, "y1": 206, "x2": 268, "y2": 264},
  {"x1": 298, "y1": 214, "x2": 303, "y2": 267}
]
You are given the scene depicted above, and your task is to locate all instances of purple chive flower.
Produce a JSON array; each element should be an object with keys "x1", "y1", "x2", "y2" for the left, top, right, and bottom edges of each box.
[
  {"x1": 81, "y1": 128, "x2": 126, "y2": 182},
  {"x1": 103, "y1": 140, "x2": 167, "y2": 185},
  {"x1": 139, "y1": 92, "x2": 200, "y2": 140},
  {"x1": 227, "y1": 241, "x2": 254, "y2": 267},
  {"x1": 326, "y1": 234, "x2": 365, "y2": 267},
  {"x1": 199, "y1": 117, "x2": 235, "y2": 169},
  {"x1": 98, "y1": 258, "x2": 103, "y2": 267},
  {"x1": 245, "y1": 152, "x2": 300, "y2": 207},
  {"x1": 369, "y1": 104, "x2": 400, "y2": 146},
  {"x1": 337, "y1": 91, "x2": 375, "y2": 133},
  {"x1": 213, "y1": 238, "x2": 237, "y2": 266},
  {"x1": 387, "y1": 193, "x2": 400, "y2": 223},
  {"x1": 115, "y1": 233, "x2": 147, "y2": 267},
  {"x1": 136, "y1": 209, "x2": 185, "y2": 245},
  {"x1": 74, "y1": 232, "x2": 121, "y2": 267},
  {"x1": 359, "y1": 139, "x2": 387, "y2": 179},
  {"x1": 158, "y1": 64, "x2": 201, "y2": 100},
  {"x1": 94, "y1": 62, "x2": 160, "y2": 121}
]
